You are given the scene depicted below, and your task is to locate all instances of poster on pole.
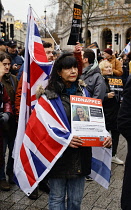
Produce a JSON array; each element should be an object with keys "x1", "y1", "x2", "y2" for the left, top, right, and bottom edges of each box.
[
  {"x1": 67, "y1": 4, "x2": 82, "y2": 45},
  {"x1": 70, "y1": 95, "x2": 108, "y2": 147}
]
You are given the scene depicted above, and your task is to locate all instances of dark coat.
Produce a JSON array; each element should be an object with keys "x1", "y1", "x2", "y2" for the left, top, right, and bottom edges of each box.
[
  {"x1": 0, "y1": 84, "x2": 12, "y2": 168},
  {"x1": 1, "y1": 73, "x2": 18, "y2": 140},
  {"x1": 81, "y1": 61, "x2": 106, "y2": 101},
  {"x1": 7, "y1": 51, "x2": 24, "y2": 75},
  {"x1": 2, "y1": 72, "x2": 18, "y2": 112},
  {"x1": 117, "y1": 75, "x2": 131, "y2": 209},
  {"x1": 45, "y1": 81, "x2": 92, "y2": 179},
  {"x1": 118, "y1": 75, "x2": 131, "y2": 141},
  {"x1": 103, "y1": 76, "x2": 120, "y2": 130}
]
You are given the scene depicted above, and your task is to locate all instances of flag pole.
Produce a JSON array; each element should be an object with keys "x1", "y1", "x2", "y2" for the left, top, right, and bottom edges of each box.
[{"x1": 31, "y1": 7, "x2": 60, "y2": 50}]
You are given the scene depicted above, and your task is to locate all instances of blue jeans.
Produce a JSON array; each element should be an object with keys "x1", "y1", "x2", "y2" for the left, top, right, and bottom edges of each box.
[{"x1": 48, "y1": 177, "x2": 85, "y2": 210}]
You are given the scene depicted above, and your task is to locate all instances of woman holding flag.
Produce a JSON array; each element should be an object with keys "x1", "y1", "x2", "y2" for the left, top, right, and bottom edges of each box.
[{"x1": 35, "y1": 53, "x2": 112, "y2": 210}]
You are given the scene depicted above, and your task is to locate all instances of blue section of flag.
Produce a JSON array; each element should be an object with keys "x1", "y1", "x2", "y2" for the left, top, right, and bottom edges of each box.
[
  {"x1": 40, "y1": 64, "x2": 52, "y2": 76},
  {"x1": 30, "y1": 150, "x2": 47, "y2": 177},
  {"x1": 14, "y1": 175, "x2": 20, "y2": 187},
  {"x1": 50, "y1": 97, "x2": 71, "y2": 132},
  {"x1": 91, "y1": 157, "x2": 111, "y2": 182},
  {"x1": 34, "y1": 23, "x2": 40, "y2": 37},
  {"x1": 49, "y1": 125, "x2": 70, "y2": 139},
  {"x1": 27, "y1": 52, "x2": 30, "y2": 83}
]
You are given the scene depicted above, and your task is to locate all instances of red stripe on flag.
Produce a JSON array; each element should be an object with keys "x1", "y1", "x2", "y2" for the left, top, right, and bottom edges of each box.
[
  {"x1": 34, "y1": 42, "x2": 48, "y2": 62},
  {"x1": 30, "y1": 61, "x2": 43, "y2": 87},
  {"x1": 31, "y1": 94, "x2": 36, "y2": 102},
  {"x1": 26, "y1": 88, "x2": 31, "y2": 106},
  {"x1": 26, "y1": 109, "x2": 63, "y2": 162},
  {"x1": 20, "y1": 144, "x2": 36, "y2": 186},
  {"x1": 39, "y1": 97, "x2": 66, "y2": 129}
]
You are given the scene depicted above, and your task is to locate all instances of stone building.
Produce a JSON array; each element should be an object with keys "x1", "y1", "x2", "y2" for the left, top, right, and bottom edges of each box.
[
  {"x1": 56, "y1": 0, "x2": 131, "y2": 52},
  {"x1": 1, "y1": 11, "x2": 26, "y2": 47}
]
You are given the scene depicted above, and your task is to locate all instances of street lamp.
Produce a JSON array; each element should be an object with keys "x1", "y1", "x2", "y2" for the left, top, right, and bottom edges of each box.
[{"x1": 44, "y1": 8, "x2": 46, "y2": 38}]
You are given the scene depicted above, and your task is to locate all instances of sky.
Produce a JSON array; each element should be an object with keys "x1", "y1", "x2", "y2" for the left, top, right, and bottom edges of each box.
[{"x1": 2, "y1": 0, "x2": 58, "y2": 22}]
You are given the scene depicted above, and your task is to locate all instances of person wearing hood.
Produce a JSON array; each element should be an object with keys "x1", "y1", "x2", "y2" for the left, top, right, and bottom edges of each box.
[
  {"x1": 81, "y1": 48, "x2": 106, "y2": 101},
  {"x1": 6, "y1": 40, "x2": 24, "y2": 76}
]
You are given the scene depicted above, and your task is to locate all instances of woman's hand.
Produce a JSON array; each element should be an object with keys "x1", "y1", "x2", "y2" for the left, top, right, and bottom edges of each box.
[
  {"x1": 108, "y1": 92, "x2": 115, "y2": 98},
  {"x1": 103, "y1": 136, "x2": 112, "y2": 148},
  {"x1": 69, "y1": 135, "x2": 83, "y2": 148},
  {"x1": 74, "y1": 42, "x2": 82, "y2": 53},
  {"x1": 0, "y1": 61, "x2": 5, "y2": 81}
]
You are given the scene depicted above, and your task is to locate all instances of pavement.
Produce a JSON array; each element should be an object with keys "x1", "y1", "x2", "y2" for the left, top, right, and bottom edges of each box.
[{"x1": 0, "y1": 135, "x2": 127, "y2": 210}]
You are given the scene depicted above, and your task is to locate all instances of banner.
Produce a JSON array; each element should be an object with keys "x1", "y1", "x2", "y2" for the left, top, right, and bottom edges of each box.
[
  {"x1": 67, "y1": 4, "x2": 82, "y2": 45},
  {"x1": 87, "y1": 42, "x2": 99, "y2": 49},
  {"x1": 70, "y1": 95, "x2": 108, "y2": 146},
  {"x1": 106, "y1": 75, "x2": 123, "y2": 102}
]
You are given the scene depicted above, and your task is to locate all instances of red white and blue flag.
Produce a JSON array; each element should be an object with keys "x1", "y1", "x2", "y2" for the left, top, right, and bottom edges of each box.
[
  {"x1": 13, "y1": 7, "x2": 53, "y2": 195},
  {"x1": 14, "y1": 93, "x2": 73, "y2": 195}
]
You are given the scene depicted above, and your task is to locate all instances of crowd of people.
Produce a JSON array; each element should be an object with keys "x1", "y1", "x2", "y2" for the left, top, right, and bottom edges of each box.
[{"x1": 0, "y1": 37, "x2": 130, "y2": 209}]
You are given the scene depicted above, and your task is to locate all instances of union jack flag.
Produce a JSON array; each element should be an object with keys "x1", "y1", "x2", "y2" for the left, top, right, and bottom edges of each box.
[
  {"x1": 14, "y1": 94, "x2": 73, "y2": 195},
  {"x1": 13, "y1": 7, "x2": 53, "y2": 194}
]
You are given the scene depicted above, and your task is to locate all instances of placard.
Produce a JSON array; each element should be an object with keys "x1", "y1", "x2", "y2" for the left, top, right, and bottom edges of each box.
[
  {"x1": 67, "y1": 4, "x2": 82, "y2": 45},
  {"x1": 70, "y1": 95, "x2": 108, "y2": 147}
]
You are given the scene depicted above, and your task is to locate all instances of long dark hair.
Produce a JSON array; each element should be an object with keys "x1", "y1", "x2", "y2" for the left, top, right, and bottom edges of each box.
[
  {"x1": 47, "y1": 52, "x2": 78, "y2": 92},
  {"x1": 0, "y1": 52, "x2": 12, "y2": 62}
]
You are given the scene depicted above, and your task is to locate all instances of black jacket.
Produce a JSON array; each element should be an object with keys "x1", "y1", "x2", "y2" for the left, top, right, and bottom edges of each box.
[
  {"x1": 103, "y1": 76, "x2": 120, "y2": 130},
  {"x1": 118, "y1": 75, "x2": 131, "y2": 141},
  {"x1": 45, "y1": 81, "x2": 92, "y2": 178}
]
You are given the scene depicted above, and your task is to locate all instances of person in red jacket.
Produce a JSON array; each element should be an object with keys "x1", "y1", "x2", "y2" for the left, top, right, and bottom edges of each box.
[{"x1": 0, "y1": 61, "x2": 13, "y2": 191}]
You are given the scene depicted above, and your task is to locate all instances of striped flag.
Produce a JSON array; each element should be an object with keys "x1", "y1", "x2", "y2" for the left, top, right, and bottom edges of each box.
[
  {"x1": 14, "y1": 95, "x2": 73, "y2": 195},
  {"x1": 13, "y1": 7, "x2": 52, "y2": 194},
  {"x1": 90, "y1": 147, "x2": 112, "y2": 189},
  {"x1": 122, "y1": 42, "x2": 130, "y2": 54}
]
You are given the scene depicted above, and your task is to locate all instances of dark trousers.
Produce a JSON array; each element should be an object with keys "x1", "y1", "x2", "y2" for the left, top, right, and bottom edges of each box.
[
  {"x1": 111, "y1": 129, "x2": 120, "y2": 156},
  {"x1": 121, "y1": 142, "x2": 131, "y2": 210}
]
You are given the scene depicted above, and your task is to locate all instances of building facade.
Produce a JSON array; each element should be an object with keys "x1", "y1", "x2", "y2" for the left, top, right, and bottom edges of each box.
[
  {"x1": 1, "y1": 11, "x2": 26, "y2": 47},
  {"x1": 56, "y1": 0, "x2": 131, "y2": 52}
]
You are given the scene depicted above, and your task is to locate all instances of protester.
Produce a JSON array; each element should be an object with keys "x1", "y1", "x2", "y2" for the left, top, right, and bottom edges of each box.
[
  {"x1": 103, "y1": 48, "x2": 123, "y2": 76},
  {"x1": 0, "y1": 52, "x2": 18, "y2": 187},
  {"x1": 42, "y1": 42, "x2": 53, "y2": 62},
  {"x1": 99, "y1": 60, "x2": 124, "y2": 165},
  {"x1": 0, "y1": 60, "x2": 13, "y2": 191},
  {"x1": 117, "y1": 75, "x2": 131, "y2": 209},
  {"x1": 6, "y1": 40, "x2": 24, "y2": 76},
  {"x1": 35, "y1": 52, "x2": 112, "y2": 209},
  {"x1": 76, "y1": 47, "x2": 106, "y2": 180},
  {"x1": 81, "y1": 48, "x2": 106, "y2": 101}
]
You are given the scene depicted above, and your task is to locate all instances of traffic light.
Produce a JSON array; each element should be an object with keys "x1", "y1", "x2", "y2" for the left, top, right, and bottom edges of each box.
[
  {"x1": 114, "y1": 33, "x2": 119, "y2": 45},
  {"x1": 0, "y1": 21, "x2": 6, "y2": 33},
  {"x1": 10, "y1": 24, "x2": 14, "y2": 39}
]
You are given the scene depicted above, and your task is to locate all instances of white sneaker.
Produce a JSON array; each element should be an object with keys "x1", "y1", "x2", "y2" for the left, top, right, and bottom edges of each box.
[{"x1": 112, "y1": 155, "x2": 124, "y2": 165}]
